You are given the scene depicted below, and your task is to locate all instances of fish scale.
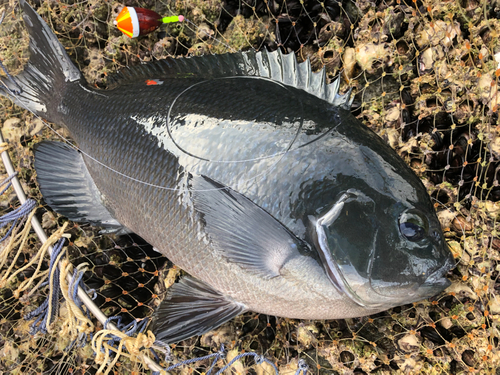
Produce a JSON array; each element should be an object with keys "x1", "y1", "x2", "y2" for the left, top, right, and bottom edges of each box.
[
  {"x1": 65, "y1": 81, "x2": 340, "y2": 311},
  {"x1": 57, "y1": 78, "x2": 380, "y2": 321},
  {"x1": 1, "y1": 0, "x2": 455, "y2": 344}
]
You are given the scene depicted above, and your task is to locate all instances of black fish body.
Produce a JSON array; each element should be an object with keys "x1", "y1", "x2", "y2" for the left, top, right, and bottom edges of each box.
[
  {"x1": 2, "y1": 0, "x2": 455, "y2": 343},
  {"x1": 57, "y1": 74, "x2": 380, "y2": 317}
]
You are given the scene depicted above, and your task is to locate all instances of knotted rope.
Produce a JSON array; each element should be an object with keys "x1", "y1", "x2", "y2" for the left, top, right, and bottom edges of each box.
[{"x1": 92, "y1": 317, "x2": 156, "y2": 375}]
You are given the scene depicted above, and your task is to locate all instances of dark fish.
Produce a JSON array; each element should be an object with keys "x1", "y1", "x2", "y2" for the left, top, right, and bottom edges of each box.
[{"x1": 1, "y1": 0, "x2": 454, "y2": 344}]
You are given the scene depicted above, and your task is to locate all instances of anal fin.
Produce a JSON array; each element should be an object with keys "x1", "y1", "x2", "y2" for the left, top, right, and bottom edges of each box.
[
  {"x1": 150, "y1": 276, "x2": 246, "y2": 344},
  {"x1": 34, "y1": 141, "x2": 128, "y2": 233}
]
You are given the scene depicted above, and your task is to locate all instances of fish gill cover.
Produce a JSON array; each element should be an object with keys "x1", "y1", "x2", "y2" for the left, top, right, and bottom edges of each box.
[{"x1": 0, "y1": 0, "x2": 499, "y2": 374}]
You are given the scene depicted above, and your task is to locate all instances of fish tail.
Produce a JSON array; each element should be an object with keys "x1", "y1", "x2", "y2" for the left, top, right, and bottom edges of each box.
[{"x1": 0, "y1": 0, "x2": 81, "y2": 121}]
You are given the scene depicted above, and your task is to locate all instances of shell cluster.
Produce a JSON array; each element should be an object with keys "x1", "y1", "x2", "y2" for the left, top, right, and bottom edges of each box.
[{"x1": 1, "y1": 0, "x2": 500, "y2": 373}]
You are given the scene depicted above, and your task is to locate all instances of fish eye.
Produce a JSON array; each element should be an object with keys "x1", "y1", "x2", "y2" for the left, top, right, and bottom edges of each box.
[{"x1": 399, "y1": 210, "x2": 428, "y2": 242}]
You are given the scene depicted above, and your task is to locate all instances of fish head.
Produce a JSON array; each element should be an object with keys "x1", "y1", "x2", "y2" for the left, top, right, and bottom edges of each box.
[{"x1": 309, "y1": 186, "x2": 455, "y2": 309}]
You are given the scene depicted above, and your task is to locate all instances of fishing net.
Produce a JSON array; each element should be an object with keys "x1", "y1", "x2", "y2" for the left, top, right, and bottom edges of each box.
[{"x1": 0, "y1": 0, "x2": 499, "y2": 373}]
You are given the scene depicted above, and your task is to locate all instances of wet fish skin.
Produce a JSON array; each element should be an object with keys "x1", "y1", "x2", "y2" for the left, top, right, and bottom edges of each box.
[
  {"x1": 56, "y1": 78, "x2": 381, "y2": 318},
  {"x1": 2, "y1": 0, "x2": 455, "y2": 344}
]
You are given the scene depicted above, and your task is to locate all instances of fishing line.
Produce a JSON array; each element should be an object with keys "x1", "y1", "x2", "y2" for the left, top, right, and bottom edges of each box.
[
  {"x1": 35, "y1": 109, "x2": 308, "y2": 192},
  {"x1": 0, "y1": 3, "x2": 339, "y2": 194},
  {"x1": 4, "y1": 71, "x2": 341, "y2": 194},
  {"x1": 4, "y1": 76, "x2": 306, "y2": 194},
  {"x1": 0, "y1": 59, "x2": 22, "y2": 95},
  {"x1": 163, "y1": 76, "x2": 304, "y2": 164}
]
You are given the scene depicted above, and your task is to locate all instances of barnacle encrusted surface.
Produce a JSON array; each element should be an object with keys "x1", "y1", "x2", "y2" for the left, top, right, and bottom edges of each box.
[{"x1": 0, "y1": 0, "x2": 499, "y2": 373}]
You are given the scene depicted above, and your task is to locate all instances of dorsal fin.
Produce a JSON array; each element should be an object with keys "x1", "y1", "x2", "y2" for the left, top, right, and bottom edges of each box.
[{"x1": 107, "y1": 50, "x2": 353, "y2": 109}]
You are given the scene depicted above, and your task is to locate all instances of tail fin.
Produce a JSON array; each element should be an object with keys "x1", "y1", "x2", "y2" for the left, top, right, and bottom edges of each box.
[{"x1": 0, "y1": 0, "x2": 81, "y2": 119}]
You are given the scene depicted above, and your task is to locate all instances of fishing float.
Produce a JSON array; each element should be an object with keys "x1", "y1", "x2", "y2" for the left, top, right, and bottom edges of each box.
[{"x1": 114, "y1": 6, "x2": 184, "y2": 38}]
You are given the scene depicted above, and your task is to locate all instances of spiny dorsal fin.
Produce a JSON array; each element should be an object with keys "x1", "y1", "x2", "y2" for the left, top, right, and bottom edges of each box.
[{"x1": 107, "y1": 50, "x2": 353, "y2": 109}]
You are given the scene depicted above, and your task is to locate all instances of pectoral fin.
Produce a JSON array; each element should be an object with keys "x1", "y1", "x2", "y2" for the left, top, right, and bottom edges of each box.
[
  {"x1": 150, "y1": 276, "x2": 246, "y2": 344},
  {"x1": 190, "y1": 175, "x2": 305, "y2": 279}
]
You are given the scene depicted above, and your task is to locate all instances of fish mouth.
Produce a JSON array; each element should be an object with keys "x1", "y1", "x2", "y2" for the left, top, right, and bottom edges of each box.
[
  {"x1": 417, "y1": 255, "x2": 454, "y2": 296},
  {"x1": 314, "y1": 226, "x2": 455, "y2": 309},
  {"x1": 370, "y1": 253, "x2": 455, "y2": 304}
]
